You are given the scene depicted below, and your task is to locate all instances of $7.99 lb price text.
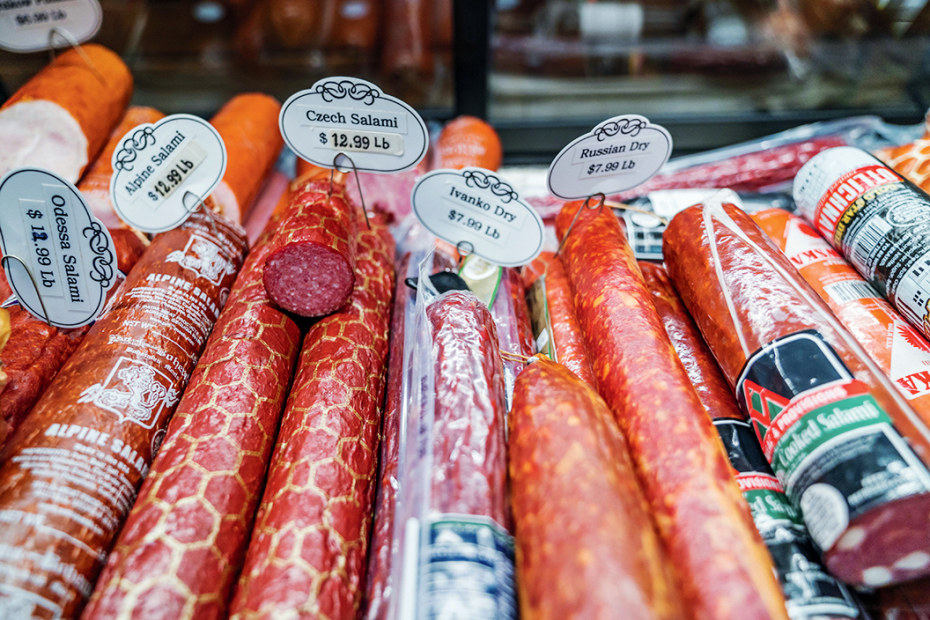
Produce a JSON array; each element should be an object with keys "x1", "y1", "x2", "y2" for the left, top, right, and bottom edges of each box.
[{"x1": 447, "y1": 209, "x2": 502, "y2": 240}]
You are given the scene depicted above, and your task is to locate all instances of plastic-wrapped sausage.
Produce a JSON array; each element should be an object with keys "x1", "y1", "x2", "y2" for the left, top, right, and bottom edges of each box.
[
  {"x1": 0, "y1": 211, "x2": 247, "y2": 618},
  {"x1": 82, "y1": 196, "x2": 303, "y2": 620},
  {"x1": 509, "y1": 357, "x2": 684, "y2": 620},
  {"x1": 229, "y1": 222, "x2": 395, "y2": 619},
  {"x1": 555, "y1": 200, "x2": 788, "y2": 620},
  {"x1": 663, "y1": 198, "x2": 930, "y2": 587}
]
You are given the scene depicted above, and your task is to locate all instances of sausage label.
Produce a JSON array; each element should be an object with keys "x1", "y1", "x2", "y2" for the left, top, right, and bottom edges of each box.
[
  {"x1": 737, "y1": 329, "x2": 930, "y2": 550},
  {"x1": 110, "y1": 114, "x2": 227, "y2": 233},
  {"x1": 715, "y1": 419, "x2": 862, "y2": 619},
  {"x1": 795, "y1": 147, "x2": 930, "y2": 339},
  {"x1": 0, "y1": 167, "x2": 116, "y2": 327},
  {"x1": 280, "y1": 76, "x2": 428, "y2": 174},
  {"x1": 412, "y1": 168, "x2": 544, "y2": 267},
  {"x1": 421, "y1": 516, "x2": 517, "y2": 620},
  {"x1": 77, "y1": 357, "x2": 180, "y2": 428},
  {"x1": 547, "y1": 114, "x2": 672, "y2": 199},
  {"x1": 0, "y1": 0, "x2": 101, "y2": 53}
]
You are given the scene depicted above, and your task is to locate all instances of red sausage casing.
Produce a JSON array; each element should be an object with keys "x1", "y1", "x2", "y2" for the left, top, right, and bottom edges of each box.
[
  {"x1": 0, "y1": 211, "x2": 246, "y2": 618},
  {"x1": 663, "y1": 200, "x2": 930, "y2": 588}
]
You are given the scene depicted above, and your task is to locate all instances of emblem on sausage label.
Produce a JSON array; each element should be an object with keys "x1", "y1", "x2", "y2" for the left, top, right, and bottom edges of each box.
[
  {"x1": 78, "y1": 357, "x2": 181, "y2": 429},
  {"x1": 165, "y1": 234, "x2": 236, "y2": 285}
]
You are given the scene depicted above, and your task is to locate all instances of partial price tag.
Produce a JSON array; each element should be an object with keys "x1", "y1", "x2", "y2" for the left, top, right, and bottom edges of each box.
[
  {"x1": 412, "y1": 168, "x2": 544, "y2": 267},
  {"x1": 280, "y1": 76, "x2": 428, "y2": 173},
  {"x1": 110, "y1": 114, "x2": 227, "y2": 233},
  {"x1": 547, "y1": 115, "x2": 672, "y2": 200},
  {"x1": 0, "y1": 167, "x2": 116, "y2": 327},
  {"x1": 0, "y1": 0, "x2": 101, "y2": 53}
]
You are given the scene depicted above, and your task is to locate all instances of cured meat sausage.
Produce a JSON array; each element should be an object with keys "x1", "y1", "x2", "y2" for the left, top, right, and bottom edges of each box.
[
  {"x1": 229, "y1": 223, "x2": 394, "y2": 620},
  {"x1": 209, "y1": 94, "x2": 284, "y2": 225},
  {"x1": 78, "y1": 106, "x2": 165, "y2": 229},
  {"x1": 0, "y1": 231, "x2": 147, "y2": 446},
  {"x1": 509, "y1": 357, "x2": 684, "y2": 620},
  {"x1": 522, "y1": 252, "x2": 596, "y2": 386},
  {"x1": 0, "y1": 44, "x2": 132, "y2": 182},
  {"x1": 381, "y1": 0, "x2": 433, "y2": 86},
  {"x1": 262, "y1": 177, "x2": 358, "y2": 317},
  {"x1": 640, "y1": 262, "x2": 863, "y2": 618},
  {"x1": 753, "y1": 208, "x2": 930, "y2": 421},
  {"x1": 639, "y1": 261, "x2": 740, "y2": 420},
  {"x1": 329, "y1": 0, "x2": 380, "y2": 53},
  {"x1": 662, "y1": 199, "x2": 930, "y2": 587},
  {"x1": 555, "y1": 200, "x2": 788, "y2": 620},
  {"x1": 0, "y1": 210, "x2": 246, "y2": 619},
  {"x1": 434, "y1": 116, "x2": 503, "y2": 172},
  {"x1": 82, "y1": 204, "x2": 303, "y2": 620}
]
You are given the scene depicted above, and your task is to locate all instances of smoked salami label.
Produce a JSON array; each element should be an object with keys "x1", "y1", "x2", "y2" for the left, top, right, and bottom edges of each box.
[
  {"x1": 736, "y1": 329, "x2": 930, "y2": 551},
  {"x1": 715, "y1": 419, "x2": 861, "y2": 620},
  {"x1": 421, "y1": 516, "x2": 517, "y2": 620},
  {"x1": 794, "y1": 147, "x2": 930, "y2": 337}
]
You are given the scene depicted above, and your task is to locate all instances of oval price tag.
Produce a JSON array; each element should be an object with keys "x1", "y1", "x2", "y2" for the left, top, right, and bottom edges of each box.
[
  {"x1": 0, "y1": 167, "x2": 116, "y2": 328},
  {"x1": 110, "y1": 114, "x2": 227, "y2": 234},
  {"x1": 412, "y1": 168, "x2": 544, "y2": 267},
  {"x1": 547, "y1": 115, "x2": 672, "y2": 200},
  {"x1": 280, "y1": 76, "x2": 428, "y2": 174},
  {"x1": 0, "y1": 0, "x2": 102, "y2": 53}
]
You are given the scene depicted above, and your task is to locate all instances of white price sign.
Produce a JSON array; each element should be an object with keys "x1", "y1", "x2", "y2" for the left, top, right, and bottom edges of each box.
[
  {"x1": 412, "y1": 168, "x2": 544, "y2": 267},
  {"x1": 0, "y1": 0, "x2": 101, "y2": 52},
  {"x1": 110, "y1": 114, "x2": 227, "y2": 233},
  {"x1": 547, "y1": 115, "x2": 672, "y2": 199},
  {"x1": 280, "y1": 76, "x2": 428, "y2": 173},
  {"x1": 0, "y1": 167, "x2": 116, "y2": 327}
]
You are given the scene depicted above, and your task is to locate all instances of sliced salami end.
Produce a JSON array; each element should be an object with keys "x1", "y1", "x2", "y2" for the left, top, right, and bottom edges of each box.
[{"x1": 263, "y1": 243, "x2": 355, "y2": 316}]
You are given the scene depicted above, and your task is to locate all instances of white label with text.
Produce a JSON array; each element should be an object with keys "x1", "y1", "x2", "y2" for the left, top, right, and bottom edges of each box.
[
  {"x1": 280, "y1": 76, "x2": 428, "y2": 173},
  {"x1": 0, "y1": 167, "x2": 115, "y2": 327},
  {"x1": 412, "y1": 168, "x2": 544, "y2": 267},
  {"x1": 110, "y1": 114, "x2": 227, "y2": 233},
  {"x1": 0, "y1": 0, "x2": 101, "y2": 52},
  {"x1": 547, "y1": 115, "x2": 672, "y2": 199}
]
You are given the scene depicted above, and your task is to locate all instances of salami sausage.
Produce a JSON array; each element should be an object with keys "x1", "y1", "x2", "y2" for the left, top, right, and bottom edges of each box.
[
  {"x1": 209, "y1": 93, "x2": 284, "y2": 225},
  {"x1": 262, "y1": 178, "x2": 358, "y2": 317},
  {"x1": 82, "y1": 203, "x2": 303, "y2": 620},
  {"x1": 229, "y1": 222, "x2": 394, "y2": 619},
  {"x1": 329, "y1": 0, "x2": 380, "y2": 52},
  {"x1": 0, "y1": 231, "x2": 148, "y2": 445},
  {"x1": 662, "y1": 199, "x2": 930, "y2": 587},
  {"x1": 0, "y1": 44, "x2": 132, "y2": 182},
  {"x1": 555, "y1": 200, "x2": 788, "y2": 620},
  {"x1": 434, "y1": 116, "x2": 503, "y2": 172},
  {"x1": 509, "y1": 357, "x2": 684, "y2": 620},
  {"x1": 522, "y1": 252, "x2": 596, "y2": 386},
  {"x1": 753, "y1": 208, "x2": 930, "y2": 420},
  {"x1": 0, "y1": 210, "x2": 246, "y2": 618},
  {"x1": 381, "y1": 0, "x2": 433, "y2": 84},
  {"x1": 78, "y1": 106, "x2": 165, "y2": 229},
  {"x1": 639, "y1": 260, "x2": 740, "y2": 420}
]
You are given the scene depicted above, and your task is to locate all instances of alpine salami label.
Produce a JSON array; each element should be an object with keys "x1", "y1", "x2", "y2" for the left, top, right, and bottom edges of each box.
[
  {"x1": 794, "y1": 147, "x2": 930, "y2": 339},
  {"x1": 421, "y1": 515, "x2": 516, "y2": 620},
  {"x1": 280, "y1": 76, "x2": 428, "y2": 173},
  {"x1": 547, "y1": 114, "x2": 672, "y2": 200},
  {"x1": 412, "y1": 168, "x2": 544, "y2": 267},
  {"x1": 736, "y1": 329, "x2": 930, "y2": 550},
  {"x1": 715, "y1": 419, "x2": 861, "y2": 620},
  {"x1": 0, "y1": 167, "x2": 115, "y2": 327},
  {"x1": 110, "y1": 114, "x2": 227, "y2": 233},
  {"x1": 0, "y1": 0, "x2": 101, "y2": 52}
]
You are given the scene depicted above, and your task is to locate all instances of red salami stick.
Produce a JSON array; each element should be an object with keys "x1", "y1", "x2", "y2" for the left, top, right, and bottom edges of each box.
[
  {"x1": 0, "y1": 211, "x2": 246, "y2": 618},
  {"x1": 209, "y1": 93, "x2": 284, "y2": 225},
  {"x1": 229, "y1": 222, "x2": 395, "y2": 619},
  {"x1": 82, "y1": 197, "x2": 303, "y2": 620},
  {"x1": 510, "y1": 358, "x2": 684, "y2": 620},
  {"x1": 555, "y1": 201, "x2": 788, "y2": 620},
  {"x1": 639, "y1": 261, "x2": 740, "y2": 420},
  {"x1": 0, "y1": 44, "x2": 132, "y2": 182},
  {"x1": 0, "y1": 231, "x2": 147, "y2": 446},
  {"x1": 522, "y1": 252, "x2": 596, "y2": 386},
  {"x1": 262, "y1": 178, "x2": 358, "y2": 317},
  {"x1": 663, "y1": 200, "x2": 930, "y2": 588}
]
